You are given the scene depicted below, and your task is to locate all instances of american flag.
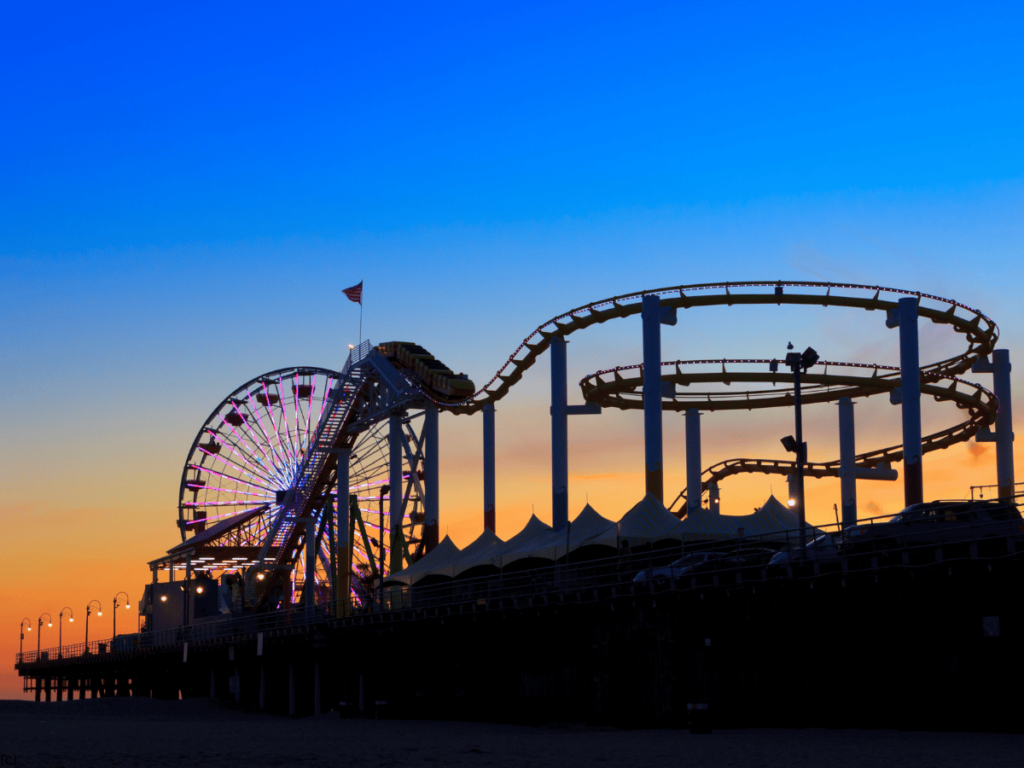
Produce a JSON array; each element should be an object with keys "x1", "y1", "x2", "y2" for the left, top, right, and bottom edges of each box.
[{"x1": 342, "y1": 281, "x2": 363, "y2": 304}]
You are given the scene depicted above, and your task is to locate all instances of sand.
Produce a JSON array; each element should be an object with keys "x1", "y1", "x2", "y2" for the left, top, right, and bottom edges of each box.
[{"x1": 1, "y1": 698, "x2": 1022, "y2": 768}]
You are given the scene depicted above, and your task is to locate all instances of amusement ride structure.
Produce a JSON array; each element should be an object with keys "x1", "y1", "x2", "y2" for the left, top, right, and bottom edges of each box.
[{"x1": 150, "y1": 281, "x2": 1014, "y2": 617}]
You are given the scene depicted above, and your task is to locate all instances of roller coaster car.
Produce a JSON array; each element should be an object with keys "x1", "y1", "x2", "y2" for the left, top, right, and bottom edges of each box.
[{"x1": 380, "y1": 341, "x2": 476, "y2": 400}]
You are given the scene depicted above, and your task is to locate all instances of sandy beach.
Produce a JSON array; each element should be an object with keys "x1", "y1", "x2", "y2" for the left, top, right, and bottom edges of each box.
[{"x1": 1, "y1": 698, "x2": 1022, "y2": 768}]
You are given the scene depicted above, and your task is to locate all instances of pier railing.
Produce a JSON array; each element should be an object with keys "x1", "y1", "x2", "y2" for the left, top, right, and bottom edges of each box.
[{"x1": 16, "y1": 505, "x2": 1022, "y2": 668}]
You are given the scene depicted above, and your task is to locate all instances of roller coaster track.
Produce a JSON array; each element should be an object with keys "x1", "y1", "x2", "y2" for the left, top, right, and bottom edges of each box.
[
  {"x1": 578, "y1": 358, "x2": 997, "y2": 511},
  {"x1": 405, "y1": 280, "x2": 1000, "y2": 510}
]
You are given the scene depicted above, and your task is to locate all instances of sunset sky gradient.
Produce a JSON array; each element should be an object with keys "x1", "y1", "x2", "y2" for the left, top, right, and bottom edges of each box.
[{"x1": 2, "y1": 1, "x2": 1023, "y2": 698}]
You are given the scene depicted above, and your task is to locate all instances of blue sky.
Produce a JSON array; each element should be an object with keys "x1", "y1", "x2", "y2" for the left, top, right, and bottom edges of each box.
[{"x1": 1, "y1": 1, "x2": 1022, "y2": 695}]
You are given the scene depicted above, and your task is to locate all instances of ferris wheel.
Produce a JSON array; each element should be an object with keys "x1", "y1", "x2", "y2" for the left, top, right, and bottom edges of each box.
[{"x1": 176, "y1": 365, "x2": 427, "y2": 609}]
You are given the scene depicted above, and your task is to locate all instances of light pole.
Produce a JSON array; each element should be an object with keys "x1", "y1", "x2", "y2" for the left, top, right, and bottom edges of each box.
[
  {"x1": 773, "y1": 344, "x2": 819, "y2": 549},
  {"x1": 59, "y1": 608, "x2": 74, "y2": 659},
  {"x1": 19, "y1": 618, "x2": 31, "y2": 661},
  {"x1": 85, "y1": 600, "x2": 102, "y2": 648},
  {"x1": 37, "y1": 613, "x2": 52, "y2": 656},
  {"x1": 113, "y1": 592, "x2": 130, "y2": 638}
]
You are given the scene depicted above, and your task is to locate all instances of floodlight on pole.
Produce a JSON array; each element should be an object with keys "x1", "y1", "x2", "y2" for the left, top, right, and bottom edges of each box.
[
  {"x1": 19, "y1": 618, "x2": 31, "y2": 661},
  {"x1": 113, "y1": 592, "x2": 130, "y2": 638},
  {"x1": 59, "y1": 607, "x2": 74, "y2": 659},
  {"x1": 37, "y1": 613, "x2": 51, "y2": 656},
  {"x1": 85, "y1": 600, "x2": 102, "y2": 648}
]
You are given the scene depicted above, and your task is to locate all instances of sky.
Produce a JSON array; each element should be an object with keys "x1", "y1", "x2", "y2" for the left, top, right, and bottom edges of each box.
[{"x1": 2, "y1": 1, "x2": 1023, "y2": 698}]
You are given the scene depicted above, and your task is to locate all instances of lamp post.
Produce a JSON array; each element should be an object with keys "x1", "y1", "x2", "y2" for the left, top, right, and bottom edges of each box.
[
  {"x1": 37, "y1": 613, "x2": 52, "y2": 656},
  {"x1": 19, "y1": 618, "x2": 31, "y2": 662},
  {"x1": 113, "y1": 592, "x2": 130, "y2": 638},
  {"x1": 773, "y1": 344, "x2": 819, "y2": 548},
  {"x1": 85, "y1": 600, "x2": 102, "y2": 648},
  {"x1": 59, "y1": 608, "x2": 74, "y2": 659}
]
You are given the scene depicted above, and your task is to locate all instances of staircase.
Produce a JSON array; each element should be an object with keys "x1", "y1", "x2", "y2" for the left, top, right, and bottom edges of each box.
[{"x1": 250, "y1": 342, "x2": 373, "y2": 606}]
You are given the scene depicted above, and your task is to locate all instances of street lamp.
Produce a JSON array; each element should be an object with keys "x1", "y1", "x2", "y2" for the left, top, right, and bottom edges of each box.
[
  {"x1": 37, "y1": 613, "x2": 52, "y2": 656},
  {"x1": 19, "y1": 618, "x2": 31, "y2": 661},
  {"x1": 113, "y1": 592, "x2": 130, "y2": 638},
  {"x1": 772, "y1": 344, "x2": 819, "y2": 548},
  {"x1": 59, "y1": 607, "x2": 74, "y2": 659},
  {"x1": 85, "y1": 600, "x2": 102, "y2": 648}
]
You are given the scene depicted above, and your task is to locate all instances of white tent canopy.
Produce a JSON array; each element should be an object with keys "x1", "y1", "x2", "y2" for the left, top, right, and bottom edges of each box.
[
  {"x1": 616, "y1": 493, "x2": 683, "y2": 546},
  {"x1": 383, "y1": 535, "x2": 461, "y2": 586},
  {"x1": 676, "y1": 495, "x2": 823, "y2": 543},
  {"x1": 508, "y1": 504, "x2": 619, "y2": 565}
]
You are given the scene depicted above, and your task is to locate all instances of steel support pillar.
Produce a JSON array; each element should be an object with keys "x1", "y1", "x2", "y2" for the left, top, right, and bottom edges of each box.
[
  {"x1": 642, "y1": 295, "x2": 665, "y2": 502},
  {"x1": 259, "y1": 665, "x2": 266, "y2": 710},
  {"x1": 288, "y1": 662, "x2": 295, "y2": 717},
  {"x1": 550, "y1": 336, "x2": 569, "y2": 531},
  {"x1": 897, "y1": 297, "x2": 924, "y2": 505},
  {"x1": 314, "y1": 662, "x2": 321, "y2": 716},
  {"x1": 389, "y1": 412, "x2": 404, "y2": 573},
  {"x1": 304, "y1": 509, "x2": 315, "y2": 623},
  {"x1": 708, "y1": 481, "x2": 720, "y2": 511},
  {"x1": 335, "y1": 449, "x2": 351, "y2": 617},
  {"x1": 424, "y1": 404, "x2": 440, "y2": 550},
  {"x1": 483, "y1": 402, "x2": 496, "y2": 532},
  {"x1": 993, "y1": 350, "x2": 1015, "y2": 499},
  {"x1": 685, "y1": 409, "x2": 702, "y2": 515},
  {"x1": 838, "y1": 397, "x2": 857, "y2": 527}
]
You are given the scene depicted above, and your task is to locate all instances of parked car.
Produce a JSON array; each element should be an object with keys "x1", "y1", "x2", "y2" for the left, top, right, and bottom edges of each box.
[
  {"x1": 841, "y1": 499, "x2": 1024, "y2": 552},
  {"x1": 768, "y1": 533, "x2": 840, "y2": 567},
  {"x1": 634, "y1": 547, "x2": 774, "y2": 586},
  {"x1": 630, "y1": 548, "x2": 720, "y2": 585}
]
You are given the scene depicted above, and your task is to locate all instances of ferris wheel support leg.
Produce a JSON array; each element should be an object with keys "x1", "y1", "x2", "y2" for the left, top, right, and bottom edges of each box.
[
  {"x1": 483, "y1": 402, "x2": 496, "y2": 533},
  {"x1": 993, "y1": 350, "x2": 1015, "y2": 500},
  {"x1": 304, "y1": 512, "x2": 315, "y2": 623},
  {"x1": 685, "y1": 409, "x2": 702, "y2": 515},
  {"x1": 335, "y1": 450, "x2": 351, "y2": 617},
  {"x1": 389, "y1": 413, "x2": 406, "y2": 573},
  {"x1": 642, "y1": 295, "x2": 666, "y2": 502},
  {"x1": 895, "y1": 297, "x2": 924, "y2": 506},
  {"x1": 550, "y1": 336, "x2": 569, "y2": 531},
  {"x1": 425, "y1": 404, "x2": 441, "y2": 550},
  {"x1": 838, "y1": 397, "x2": 857, "y2": 528}
]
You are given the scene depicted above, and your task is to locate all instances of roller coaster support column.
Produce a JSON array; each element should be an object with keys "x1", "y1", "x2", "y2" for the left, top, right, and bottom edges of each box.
[
  {"x1": 424, "y1": 404, "x2": 440, "y2": 550},
  {"x1": 551, "y1": 336, "x2": 569, "y2": 531},
  {"x1": 642, "y1": 294, "x2": 677, "y2": 502},
  {"x1": 838, "y1": 397, "x2": 857, "y2": 528},
  {"x1": 889, "y1": 297, "x2": 924, "y2": 506},
  {"x1": 483, "y1": 402, "x2": 496, "y2": 532},
  {"x1": 686, "y1": 409, "x2": 702, "y2": 515},
  {"x1": 389, "y1": 412, "x2": 405, "y2": 574},
  {"x1": 974, "y1": 349, "x2": 1015, "y2": 499}
]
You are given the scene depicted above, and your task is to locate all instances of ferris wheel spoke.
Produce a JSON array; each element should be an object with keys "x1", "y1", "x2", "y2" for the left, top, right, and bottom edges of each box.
[
  {"x1": 214, "y1": 415, "x2": 282, "y2": 483},
  {"x1": 235, "y1": 397, "x2": 291, "y2": 482},
  {"x1": 198, "y1": 439, "x2": 279, "y2": 490},
  {"x1": 276, "y1": 377, "x2": 300, "y2": 472},
  {"x1": 215, "y1": 430, "x2": 288, "y2": 489},
  {"x1": 245, "y1": 390, "x2": 292, "y2": 479},
  {"x1": 258, "y1": 380, "x2": 292, "y2": 476},
  {"x1": 190, "y1": 463, "x2": 273, "y2": 495}
]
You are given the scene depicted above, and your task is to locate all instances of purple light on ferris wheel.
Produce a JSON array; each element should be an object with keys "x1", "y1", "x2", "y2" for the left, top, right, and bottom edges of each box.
[
  {"x1": 246, "y1": 389, "x2": 289, "y2": 478},
  {"x1": 190, "y1": 464, "x2": 272, "y2": 493},
  {"x1": 197, "y1": 443, "x2": 279, "y2": 489},
  {"x1": 260, "y1": 379, "x2": 289, "y2": 470}
]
